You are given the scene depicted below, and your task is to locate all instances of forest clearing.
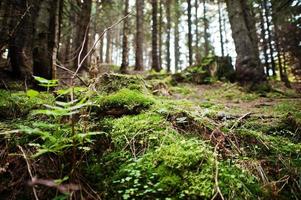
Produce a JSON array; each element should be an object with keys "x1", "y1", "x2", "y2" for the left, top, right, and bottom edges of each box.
[{"x1": 0, "y1": 0, "x2": 301, "y2": 199}]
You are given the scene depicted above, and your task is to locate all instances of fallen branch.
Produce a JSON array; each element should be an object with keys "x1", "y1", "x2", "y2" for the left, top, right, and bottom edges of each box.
[
  {"x1": 17, "y1": 145, "x2": 39, "y2": 200},
  {"x1": 230, "y1": 112, "x2": 252, "y2": 130},
  {"x1": 28, "y1": 177, "x2": 80, "y2": 194},
  {"x1": 211, "y1": 142, "x2": 225, "y2": 200}
]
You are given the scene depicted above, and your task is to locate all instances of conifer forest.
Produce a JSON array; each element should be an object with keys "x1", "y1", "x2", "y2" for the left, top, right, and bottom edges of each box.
[{"x1": 1, "y1": 0, "x2": 301, "y2": 199}]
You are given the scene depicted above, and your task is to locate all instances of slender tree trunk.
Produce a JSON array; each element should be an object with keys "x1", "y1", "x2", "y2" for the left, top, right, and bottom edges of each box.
[
  {"x1": 174, "y1": 0, "x2": 180, "y2": 72},
  {"x1": 187, "y1": 0, "x2": 193, "y2": 66},
  {"x1": 166, "y1": 0, "x2": 171, "y2": 72},
  {"x1": 99, "y1": 33, "x2": 104, "y2": 63},
  {"x1": 263, "y1": 0, "x2": 276, "y2": 77},
  {"x1": 135, "y1": 0, "x2": 144, "y2": 71},
  {"x1": 259, "y1": 3, "x2": 270, "y2": 76},
  {"x1": 159, "y1": 0, "x2": 163, "y2": 70},
  {"x1": 8, "y1": 0, "x2": 27, "y2": 77},
  {"x1": 32, "y1": 0, "x2": 59, "y2": 80},
  {"x1": 218, "y1": 0, "x2": 224, "y2": 57},
  {"x1": 120, "y1": 0, "x2": 129, "y2": 73},
  {"x1": 203, "y1": 0, "x2": 209, "y2": 57},
  {"x1": 195, "y1": 0, "x2": 201, "y2": 64},
  {"x1": 105, "y1": 31, "x2": 112, "y2": 64},
  {"x1": 73, "y1": 0, "x2": 92, "y2": 72},
  {"x1": 226, "y1": 0, "x2": 265, "y2": 84},
  {"x1": 151, "y1": 0, "x2": 160, "y2": 72}
]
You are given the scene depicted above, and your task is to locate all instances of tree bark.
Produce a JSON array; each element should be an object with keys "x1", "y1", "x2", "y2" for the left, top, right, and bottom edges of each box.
[
  {"x1": 259, "y1": 3, "x2": 270, "y2": 76},
  {"x1": 135, "y1": 0, "x2": 144, "y2": 71},
  {"x1": 174, "y1": 0, "x2": 181, "y2": 72},
  {"x1": 166, "y1": 0, "x2": 171, "y2": 72},
  {"x1": 218, "y1": 0, "x2": 225, "y2": 57},
  {"x1": 226, "y1": 0, "x2": 265, "y2": 84},
  {"x1": 105, "y1": 30, "x2": 112, "y2": 64},
  {"x1": 151, "y1": 0, "x2": 161, "y2": 72},
  {"x1": 159, "y1": 0, "x2": 163, "y2": 70},
  {"x1": 195, "y1": 0, "x2": 201, "y2": 64},
  {"x1": 263, "y1": 0, "x2": 276, "y2": 77},
  {"x1": 73, "y1": 0, "x2": 92, "y2": 72},
  {"x1": 32, "y1": 0, "x2": 59, "y2": 80},
  {"x1": 120, "y1": 0, "x2": 129, "y2": 73},
  {"x1": 203, "y1": 0, "x2": 209, "y2": 57},
  {"x1": 187, "y1": 0, "x2": 193, "y2": 66}
]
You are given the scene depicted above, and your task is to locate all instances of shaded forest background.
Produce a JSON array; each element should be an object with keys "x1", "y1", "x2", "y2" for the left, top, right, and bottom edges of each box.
[{"x1": 0, "y1": 0, "x2": 300, "y2": 85}]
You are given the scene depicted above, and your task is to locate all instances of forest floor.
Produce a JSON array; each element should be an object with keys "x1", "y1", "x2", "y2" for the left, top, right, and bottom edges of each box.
[{"x1": 0, "y1": 73, "x2": 301, "y2": 199}]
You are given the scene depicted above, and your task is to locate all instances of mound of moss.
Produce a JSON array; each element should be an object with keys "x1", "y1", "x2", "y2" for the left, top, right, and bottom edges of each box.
[
  {"x1": 93, "y1": 89, "x2": 154, "y2": 117},
  {"x1": 111, "y1": 140, "x2": 261, "y2": 199},
  {"x1": 96, "y1": 73, "x2": 147, "y2": 93},
  {"x1": 0, "y1": 89, "x2": 54, "y2": 119},
  {"x1": 172, "y1": 56, "x2": 235, "y2": 85}
]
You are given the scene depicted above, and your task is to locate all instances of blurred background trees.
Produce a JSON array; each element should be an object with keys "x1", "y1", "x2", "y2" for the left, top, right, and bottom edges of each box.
[{"x1": 0, "y1": 0, "x2": 300, "y2": 84}]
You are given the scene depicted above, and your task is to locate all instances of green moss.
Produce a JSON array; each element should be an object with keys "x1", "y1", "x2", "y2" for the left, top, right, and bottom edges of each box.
[
  {"x1": 96, "y1": 73, "x2": 147, "y2": 93},
  {"x1": 94, "y1": 89, "x2": 154, "y2": 116},
  {"x1": 112, "y1": 139, "x2": 261, "y2": 199},
  {"x1": 102, "y1": 112, "x2": 177, "y2": 153},
  {"x1": 0, "y1": 89, "x2": 54, "y2": 119}
]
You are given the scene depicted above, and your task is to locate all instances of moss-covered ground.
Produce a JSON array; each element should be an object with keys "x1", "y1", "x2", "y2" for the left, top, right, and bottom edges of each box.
[{"x1": 0, "y1": 75, "x2": 301, "y2": 199}]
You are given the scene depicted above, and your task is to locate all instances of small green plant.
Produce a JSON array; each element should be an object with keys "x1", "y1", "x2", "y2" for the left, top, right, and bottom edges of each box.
[
  {"x1": 33, "y1": 76, "x2": 58, "y2": 91},
  {"x1": 18, "y1": 77, "x2": 100, "y2": 157}
]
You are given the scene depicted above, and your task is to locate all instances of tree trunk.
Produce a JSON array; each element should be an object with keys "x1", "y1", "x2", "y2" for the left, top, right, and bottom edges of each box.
[
  {"x1": 151, "y1": 0, "x2": 160, "y2": 72},
  {"x1": 166, "y1": 0, "x2": 171, "y2": 72},
  {"x1": 159, "y1": 0, "x2": 163, "y2": 70},
  {"x1": 218, "y1": 0, "x2": 225, "y2": 57},
  {"x1": 32, "y1": 0, "x2": 59, "y2": 80},
  {"x1": 174, "y1": 0, "x2": 180, "y2": 72},
  {"x1": 203, "y1": 0, "x2": 209, "y2": 57},
  {"x1": 73, "y1": 0, "x2": 92, "y2": 72},
  {"x1": 263, "y1": 0, "x2": 276, "y2": 77},
  {"x1": 259, "y1": 3, "x2": 270, "y2": 76},
  {"x1": 120, "y1": 0, "x2": 129, "y2": 73},
  {"x1": 195, "y1": 0, "x2": 201, "y2": 64},
  {"x1": 135, "y1": 0, "x2": 144, "y2": 71},
  {"x1": 187, "y1": 0, "x2": 193, "y2": 66},
  {"x1": 226, "y1": 0, "x2": 265, "y2": 84},
  {"x1": 105, "y1": 31, "x2": 112, "y2": 64},
  {"x1": 8, "y1": 0, "x2": 28, "y2": 77}
]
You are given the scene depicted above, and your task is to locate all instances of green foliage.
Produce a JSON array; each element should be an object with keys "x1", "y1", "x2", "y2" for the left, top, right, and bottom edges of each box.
[
  {"x1": 97, "y1": 73, "x2": 147, "y2": 93},
  {"x1": 102, "y1": 112, "x2": 176, "y2": 153},
  {"x1": 0, "y1": 89, "x2": 54, "y2": 119},
  {"x1": 94, "y1": 89, "x2": 154, "y2": 115},
  {"x1": 18, "y1": 121, "x2": 101, "y2": 157},
  {"x1": 33, "y1": 76, "x2": 59, "y2": 90},
  {"x1": 112, "y1": 140, "x2": 261, "y2": 199}
]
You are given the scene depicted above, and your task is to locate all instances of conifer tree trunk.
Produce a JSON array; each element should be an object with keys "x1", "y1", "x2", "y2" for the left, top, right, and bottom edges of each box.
[
  {"x1": 105, "y1": 31, "x2": 112, "y2": 64},
  {"x1": 159, "y1": 0, "x2": 163, "y2": 70},
  {"x1": 187, "y1": 0, "x2": 193, "y2": 66},
  {"x1": 151, "y1": 0, "x2": 161, "y2": 72},
  {"x1": 195, "y1": 0, "x2": 201, "y2": 64},
  {"x1": 174, "y1": 0, "x2": 180, "y2": 72},
  {"x1": 166, "y1": 0, "x2": 171, "y2": 72},
  {"x1": 135, "y1": 0, "x2": 144, "y2": 71},
  {"x1": 32, "y1": 0, "x2": 59, "y2": 80},
  {"x1": 218, "y1": 0, "x2": 225, "y2": 57},
  {"x1": 73, "y1": 0, "x2": 92, "y2": 72},
  {"x1": 226, "y1": 0, "x2": 265, "y2": 84},
  {"x1": 120, "y1": 0, "x2": 129, "y2": 73},
  {"x1": 203, "y1": 0, "x2": 209, "y2": 57},
  {"x1": 263, "y1": 0, "x2": 276, "y2": 77},
  {"x1": 259, "y1": 3, "x2": 270, "y2": 76}
]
